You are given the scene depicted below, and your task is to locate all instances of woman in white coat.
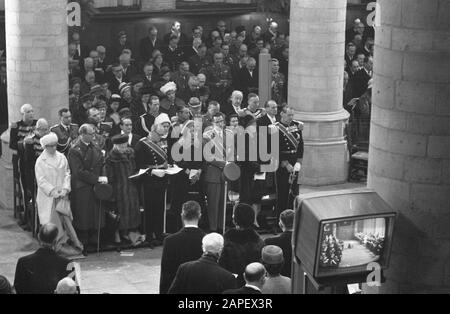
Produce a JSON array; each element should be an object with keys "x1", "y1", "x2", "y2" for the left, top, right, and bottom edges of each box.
[{"x1": 35, "y1": 132, "x2": 83, "y2": 256}]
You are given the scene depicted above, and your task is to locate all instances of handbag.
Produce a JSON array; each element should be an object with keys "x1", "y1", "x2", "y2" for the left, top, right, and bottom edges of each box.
[{"x1": 54, "y1": 197, "x2": 73, "y2": 220}]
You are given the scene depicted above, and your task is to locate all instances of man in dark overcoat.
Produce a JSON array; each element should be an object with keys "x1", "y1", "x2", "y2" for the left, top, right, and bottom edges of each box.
[{"x1": 68, "y1": 124, "x2": 107, "y2": 248}]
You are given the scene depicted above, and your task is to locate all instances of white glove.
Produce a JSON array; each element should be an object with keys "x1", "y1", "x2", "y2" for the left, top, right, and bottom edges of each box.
[
  {"x1": 151, "y1": 169, "x2": 166, "y2": 178},
  {"x1": 294, "y1": 162, "x2": 302, "y2": 173},
  {"x1": 98, "y1": 176, "x2": 108, "y2": 184}
]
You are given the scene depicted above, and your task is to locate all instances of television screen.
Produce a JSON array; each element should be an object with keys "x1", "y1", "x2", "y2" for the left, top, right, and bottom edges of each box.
[{"x1": 317, "y1": 217, "x2": 386, "y2": 275}]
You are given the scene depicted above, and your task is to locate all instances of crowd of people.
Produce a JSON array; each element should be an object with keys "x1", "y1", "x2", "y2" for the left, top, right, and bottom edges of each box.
[
  {"x1": 9, "y1": 19, "x2": 305, "y2": 257},
  {"x1": 1, "y1": 205, "x2": 295, "y2": 295},
  {"x1": 2, "y1": 16, "x2": 375, "y2": 294}
]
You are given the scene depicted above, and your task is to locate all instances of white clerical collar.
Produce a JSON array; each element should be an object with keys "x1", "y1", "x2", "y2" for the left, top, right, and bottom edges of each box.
[
  {"x1": 184, "y1": 224, "x2": 198, "y2": 229},
  {"x1": 245, "y1": 284, "x2": 261, "y2": 292}
]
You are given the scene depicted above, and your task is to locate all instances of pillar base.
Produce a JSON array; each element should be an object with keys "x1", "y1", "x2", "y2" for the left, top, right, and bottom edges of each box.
[
  {"x1": 295, "y1": 109, "x2": 350, "y2": 186},
  {"x1": 0, "y1": 130, "x2": 13, "y2": 211}
]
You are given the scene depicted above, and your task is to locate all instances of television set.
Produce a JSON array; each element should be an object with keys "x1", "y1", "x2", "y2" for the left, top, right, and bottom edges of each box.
[{"x1": 293, "y1": 189, "x2": 396, "y2": 285}]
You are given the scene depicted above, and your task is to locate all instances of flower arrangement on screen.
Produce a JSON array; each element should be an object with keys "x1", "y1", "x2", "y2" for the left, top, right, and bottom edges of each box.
[
  {"x1": 355, "y1": 233, "x2": 384, "y2": 255},
  {"x1": 319, "y1": 234, "x2": 343, "y2": 268}
]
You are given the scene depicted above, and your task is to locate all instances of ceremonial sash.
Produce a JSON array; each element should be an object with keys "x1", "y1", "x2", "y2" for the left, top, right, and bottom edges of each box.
[
  {"x1": 277, "y1": 123, "x2": 299, "y2": 148},
  {"x1": 143, "y1": 139, "x2": 168, "y2": 161}
]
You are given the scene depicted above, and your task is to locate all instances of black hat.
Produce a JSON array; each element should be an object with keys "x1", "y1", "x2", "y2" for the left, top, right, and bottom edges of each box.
[
  {"x1": 240, "y1": 115, "x2": 256, "y2": 128},
  {"x1": 111, "y1": 134, "x2": 129, "y2": 145}
]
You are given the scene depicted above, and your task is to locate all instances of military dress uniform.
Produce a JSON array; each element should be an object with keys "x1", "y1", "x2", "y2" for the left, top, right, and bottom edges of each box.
[
  {"x1": 92, "y1": 122, "x2": 112, "y2": 151},
  {"x1": 134, "y1": 137, "x2": 169, "y2": 242},
  {"x1": 275, "y1": 120, "x2": 304, "y2": 216},
  {"x1": 135, "y1": 113, "x2": 157, "y2": 138},
  {"x1": 50, "y1": 123, "x2": 79, "y2": 155},
  {"x1": 201, "y1": 63, "x2": 232, "y2": 104},
  {"x1": 9, "y1": 120, "x2": 37, "y2": 225}
]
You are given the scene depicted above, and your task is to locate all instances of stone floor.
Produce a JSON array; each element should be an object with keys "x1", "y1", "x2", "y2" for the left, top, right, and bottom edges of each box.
[
  {"x1": 0, "y1": 182, "x2": 367, "y2": 294},
  {"x1": 0, "y1": 209, "x2": 163, "y2": 294}
]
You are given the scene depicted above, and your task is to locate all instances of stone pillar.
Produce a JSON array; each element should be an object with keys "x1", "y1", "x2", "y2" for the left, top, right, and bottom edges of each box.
[
  {"x1": 289, "y1": 0, "x2": 350, "y2": 186},
  {"x1": 5, "y1": 0, "x2": 69, "y2": 124},
  {"x1": 369, "y1": 0, "x2": 450, "y2": 293},
  {"x1": 0, "y1": 0, "x2": 69, "y2": 209}
]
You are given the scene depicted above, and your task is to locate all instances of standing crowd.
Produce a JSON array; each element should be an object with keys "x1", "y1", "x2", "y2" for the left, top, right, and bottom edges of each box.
[{"x1": 2, "y1": 16, "x2": 375, "y2": 294}]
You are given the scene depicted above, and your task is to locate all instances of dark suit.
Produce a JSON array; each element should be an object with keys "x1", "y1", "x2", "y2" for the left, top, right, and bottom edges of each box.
[
  {"x1": 264, "y1": 231, "x2": 293, "y2": 278},
  {"x1": 161, "y1": 46, "x2": 185, "y2": 72},
  {"x1": 108, "y1": 77, "x2": 124, "y2": 95},
  {"x1": 223, "y1": 286, "x2": 262, "y2": 295},
  {"x1": 140, "y1": 37, "x2": 163, "y2": 62},
  {"x1": 168, "y1": 254, "x2": 237, "y2": 294},
  {"x1": 14, "y1": 248, "x2": 71, "y2": 294},
  {"x1": 160, "y1": 227, "x2": 206, "y2": 294},
  {"x1": 237, "y1": 68, "x2": 259, "y2": 100},
  {"x1": 352, "y1": 68, "x2": 371, "y2": 98}
]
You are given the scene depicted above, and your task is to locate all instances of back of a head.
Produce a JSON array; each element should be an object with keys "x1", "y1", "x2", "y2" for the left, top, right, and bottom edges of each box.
[
  {"x1": 244, "y1": 263, "x2": 266, "y2": 284},
  {"x1": 280, "y1": 210, "x2": 295, "y2": 230},
  {"x1": 55, "y1": 278, "x2": 78, "y2": 295},
  {"x1": 0, "y1": 275, "x2": 14, "y2": 294},
  {"x1": 202, "y1": 233, "x2": 224, "y2": 256},
  {"x1": 181, "y1": 201, "x2": 201, "y2": 223},
  {"x1": 39, "y1": 223, "x2": 58, "y2": 247},
  {"x1": 233, "y1": 203, "x2": 255, "y2": 229}
]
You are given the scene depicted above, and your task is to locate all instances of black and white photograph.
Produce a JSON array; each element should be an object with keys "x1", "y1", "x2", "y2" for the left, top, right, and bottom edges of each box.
[{"x1": 0, "y1": 0, "x2": 449, "y2": 297}]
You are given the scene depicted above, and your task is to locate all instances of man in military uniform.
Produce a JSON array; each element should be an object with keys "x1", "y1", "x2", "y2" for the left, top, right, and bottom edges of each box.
[
  {"x1": 9, "y1": 104, "x2": 38, "y2": 227},
  {"x1": 275, "y1": 106, "x2": 304, "y2": 217},
  {"x1": 51, "y1": 108, "x2": 79, "y2": 155},
  {"x1": 86, "y1": 107, "x2": 112, "y2": 151},
  {"x1": 242, "y1": 94, "x2": 265, "y2": 121},
  {"x1": 135, "y1": 95, "x2": 160, "y2": 138},
  {"x1": 203, "y1": 113, "x2": 234, "y2": 232},
  {"x1": 68, "y1": 124, "x2": 108, "y2": 250},
  {"x1": 134, "y1": 114, "x2": 172, "y2": 246},
  {"x1": 201, "y1": 52, "x2": 232, "y2": 105}
]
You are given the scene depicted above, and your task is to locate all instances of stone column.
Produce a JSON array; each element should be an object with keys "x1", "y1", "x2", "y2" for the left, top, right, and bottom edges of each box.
[
  {"x1": 289, "y1": 0, "x2": 350, "y2": 186},
  {"x1": 369, "y1": 0, "x2": 450, "y2": 293},
  {"x1": 0, "y1": 0, "x2": 69, "y2": 209}
]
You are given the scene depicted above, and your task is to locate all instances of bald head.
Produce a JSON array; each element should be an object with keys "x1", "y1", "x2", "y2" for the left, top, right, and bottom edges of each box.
[
  {"x1": 202, "y1": 233, "x2": 224, "y2": 256},
  {"x1": 244, "y1": 263, "x2": 266, "y2": 287},
  {"x1": 55, "y1": 278, "x2": 78, "y2": 295},
  {"x1": 39, "y1": 223, "x2": 58, "y2": 247}
]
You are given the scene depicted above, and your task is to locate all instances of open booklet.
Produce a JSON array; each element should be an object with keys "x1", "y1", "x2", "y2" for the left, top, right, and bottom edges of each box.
[{"x1": 129, "y1": 165, "x2": 183, "y2": 179}]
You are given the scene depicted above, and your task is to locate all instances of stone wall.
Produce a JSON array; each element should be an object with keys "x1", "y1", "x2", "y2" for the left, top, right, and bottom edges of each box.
[{"x1": 369, "y1": 0, "x2": 450, "y2": 293}]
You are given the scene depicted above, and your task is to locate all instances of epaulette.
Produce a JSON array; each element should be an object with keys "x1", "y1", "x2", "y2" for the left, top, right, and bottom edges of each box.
[
  {"x1": 50, "y1": 124, "x2": 60, "y2": 130},
  {"x1": 70, "y1": 123, "x2": 79, "y2": 127}
]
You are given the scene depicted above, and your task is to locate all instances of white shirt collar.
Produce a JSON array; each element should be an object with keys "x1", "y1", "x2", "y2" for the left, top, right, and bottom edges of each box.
[
  {"x1": 245, "y1": 284, "x2": 261, "y2": 292},
  {"x1": 121, "y1": 131, "x2": 132, "y2": 145},
  {"x1": 268, "y1": 114, "x2": 276, "y2": 124},
  {"x1": 184, "y1": 224, "x2": 198, "y2": 229}
]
